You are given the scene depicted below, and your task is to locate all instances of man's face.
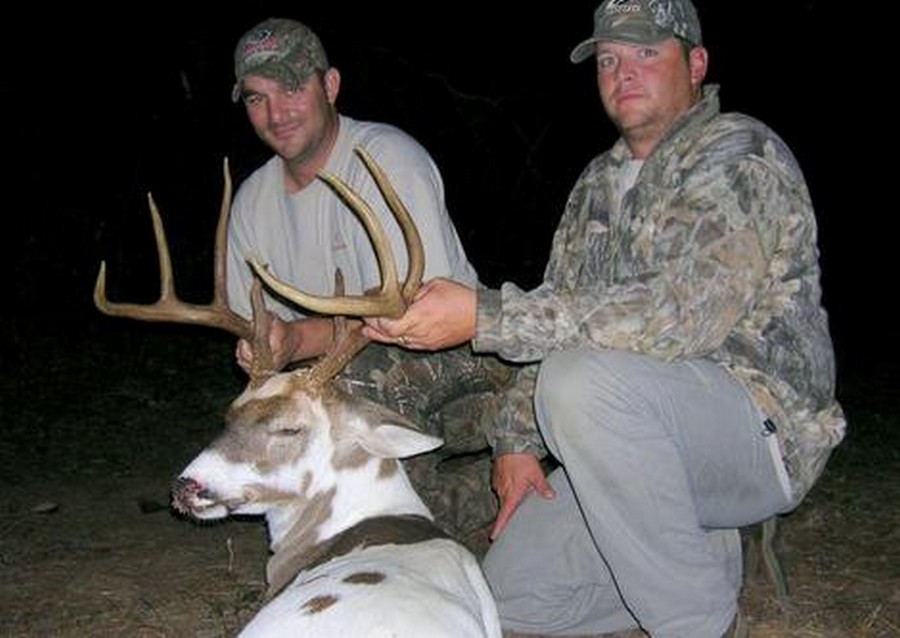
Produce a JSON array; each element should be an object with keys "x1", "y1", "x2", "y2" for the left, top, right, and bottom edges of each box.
[
  {"x1": 241, "y1": 68, "x2": 340, "y2": 168},
  {"x1": 595, "y1": 37, "x2": 707, "y2": 157}
]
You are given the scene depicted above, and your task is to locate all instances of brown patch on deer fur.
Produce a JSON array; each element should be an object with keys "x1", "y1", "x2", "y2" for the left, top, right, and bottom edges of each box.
[
  {"x1": 239, "y1": 472, "x2": 315, "y2": 510},
  {"x1": 301, "y1": 594, "x2": 338, "y2": 614},
  {"x1": 378, "y1": 458, "x2": 399, "y2": 479},
  {"x1": 216, "y1": 393, "x2": 318, "y2": 473},
  {"x1": 242, "y1": 481, "x2": 306, "y2": 507},
  {"x1": 326, "y1": 385, "x2": 425, "y2": 473},
  {"x1": 268, "y1": 515, "x2": 449, "y2": 601},
  {"x1": 327, "y1": 394, "x2": 373, "y2": 471},
  {"x1": 228, "y1": 394, "x2": 296, "y2": 430},
  {"x1": 266, "y1": 483, "x2": 337, "y2": 599},
  {"x1": 343, "y1": 571, "x2": 386, "y2": 585},
  {"x1": 331, "y1": 441, "x2": 370, "y2": 471}
]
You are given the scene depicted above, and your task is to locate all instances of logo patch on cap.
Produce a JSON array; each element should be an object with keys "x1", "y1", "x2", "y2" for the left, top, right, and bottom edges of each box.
[
  {"x1": 231, "y1": 18, "x2": 329, "y2": 102},
  {"x1": 570, "y1": 0, "x2": 703, "y2": 64}
]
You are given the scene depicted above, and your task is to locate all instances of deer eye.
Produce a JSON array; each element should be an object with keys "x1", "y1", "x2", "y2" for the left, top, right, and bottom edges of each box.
[
  {"x1": 267, "y1": 418, "x2": 308, "y2": 437},
  {"x1": 271, "y1": 427, "x2": 302, "y2": 437}
]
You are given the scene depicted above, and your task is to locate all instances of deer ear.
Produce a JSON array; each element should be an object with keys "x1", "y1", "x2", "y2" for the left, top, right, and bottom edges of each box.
[
  {"x1": 338, "y1": 394, "x2": 444, "y2": 458},
  {"x1": 356, "y1": 423, "x2": 444, "y2": 459}
]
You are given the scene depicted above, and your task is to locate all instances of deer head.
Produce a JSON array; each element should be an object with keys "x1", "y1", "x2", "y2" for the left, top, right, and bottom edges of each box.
[{"x1": 95, "y1": 149, "x2": 440, "y2": 570}]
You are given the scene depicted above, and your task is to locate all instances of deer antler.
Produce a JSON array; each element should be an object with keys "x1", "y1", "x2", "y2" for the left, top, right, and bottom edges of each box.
[
  {"x1": 248, "y1": 148, "x2": 424, "y2": 319},
  {"x1": 94, "y1": 159, "x2": 276, "y2": 379},
  {"x1": 247, "y1": 147, "x2": 425, "y2": 389}
]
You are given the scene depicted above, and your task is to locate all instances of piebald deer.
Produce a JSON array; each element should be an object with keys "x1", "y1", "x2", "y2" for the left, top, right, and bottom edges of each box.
[{"x1": 94, "y1": 149, "x2": 502, "y2": 638}]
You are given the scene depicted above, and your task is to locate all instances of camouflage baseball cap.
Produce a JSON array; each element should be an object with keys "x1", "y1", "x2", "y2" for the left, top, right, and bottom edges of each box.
[
  {"x1": 231, "y1": 18, "x2": 329, "y2": 102},
  {"x1": 570, "y1": 0, "x2": 702, "y2": 63}
]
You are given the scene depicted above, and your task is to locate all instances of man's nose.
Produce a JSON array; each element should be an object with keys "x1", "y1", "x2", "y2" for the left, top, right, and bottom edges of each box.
[
  {"x1": 267, "y1": 95, "x2": 289, "y2": 124},
  {"x1": 615, "y1": 56, "x2": 637, "y2": 81}
]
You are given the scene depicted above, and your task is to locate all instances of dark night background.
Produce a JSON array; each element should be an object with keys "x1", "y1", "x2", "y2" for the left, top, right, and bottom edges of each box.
[{"x1": 4, "y1": 2, "x2": 893, "y2": 413}]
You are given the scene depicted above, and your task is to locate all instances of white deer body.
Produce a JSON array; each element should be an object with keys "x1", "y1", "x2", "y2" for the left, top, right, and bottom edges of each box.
[
  {"x1": 243, "y1": 537, "x2": 497, "y2": 637},
  {"x1": 173, "y1": 372, "x2": 502, "y2": 638}
]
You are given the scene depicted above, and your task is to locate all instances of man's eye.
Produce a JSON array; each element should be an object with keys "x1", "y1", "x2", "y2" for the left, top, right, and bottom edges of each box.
[
  {"x1": 597, "y1": 55, "x2": 616, "y2": 70},
  {"x1": 638, "y1": 48, "x2": 659, "y2": 59},
  {"x1": 243, "y1": 94, "x2": 263, "y2": 106}
]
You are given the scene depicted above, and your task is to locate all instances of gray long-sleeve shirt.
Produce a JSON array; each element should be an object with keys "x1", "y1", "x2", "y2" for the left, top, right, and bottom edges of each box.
[{"x1": 475, "y1": 86, "x2": 845, "y2": 503}]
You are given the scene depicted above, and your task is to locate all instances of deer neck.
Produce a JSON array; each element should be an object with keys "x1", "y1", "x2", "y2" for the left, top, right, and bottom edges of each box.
[
  {"x1": 263, "y1": 456, "x2": 433, "y2": 597},
  {"x1": 265, "y1": 512, "x2": 448, "y2": 600}
]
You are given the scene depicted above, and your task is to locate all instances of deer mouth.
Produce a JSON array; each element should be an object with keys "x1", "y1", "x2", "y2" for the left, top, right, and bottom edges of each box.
[{"x1": 171, "y1": 476, "x2": 241, "y2": 519}]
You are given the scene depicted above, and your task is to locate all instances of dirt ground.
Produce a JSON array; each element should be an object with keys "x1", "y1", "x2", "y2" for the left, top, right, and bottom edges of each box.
[{"x1": 2, "y1": 326, "x2": 898, "y2": 638}]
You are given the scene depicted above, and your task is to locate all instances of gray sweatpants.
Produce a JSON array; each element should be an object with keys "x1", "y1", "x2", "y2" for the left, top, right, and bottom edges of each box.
[{"x1": 483, "y1": 349, "x2": 793, "y2": 637}]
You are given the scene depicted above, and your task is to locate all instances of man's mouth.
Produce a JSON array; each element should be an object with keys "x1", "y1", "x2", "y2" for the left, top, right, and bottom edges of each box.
[
  {"x1": 615, "y1": 89, "x2": 645, "y2": 104},
  {"x1": 270, "y1": 123, "x2": 300, "y2": 141}
]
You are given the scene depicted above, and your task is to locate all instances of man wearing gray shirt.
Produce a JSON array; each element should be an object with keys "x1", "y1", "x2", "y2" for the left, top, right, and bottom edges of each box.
[{"x1": 227, "y1": 17, "x2": 512, "y2": 544}]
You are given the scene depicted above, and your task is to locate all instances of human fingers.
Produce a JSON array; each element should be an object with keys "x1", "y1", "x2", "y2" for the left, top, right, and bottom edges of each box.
[
  {"x1": 362, "y1": 317, "x2": 418, "y2": 350},
  {"x1": 412, "y1": 278, "x2": 442, "y2": 302},
  {"x1": 235, "y1": 339, "x2": 253, "y2": 374},
  {"x1": 266, "y1": 316, "x2": 293, "y2": 368},
  {"x1": 490, "y1": 495, "x2": 520, "y2": 540},
  {"x1": 531, "y1": 471, "x2": 556, "y2": 499},
  {"x1": 490, "y1": 463, "x2": 524, "y2": 539},
  {"x1": 489, "y1": 454, "x2": 555, "y2": 539},
  {"x1": 361, "y1": 322, "x2": 390, "y2": 343},
  {"x1": 363, "y1": 316, "x2": 407, "y2": 338}
]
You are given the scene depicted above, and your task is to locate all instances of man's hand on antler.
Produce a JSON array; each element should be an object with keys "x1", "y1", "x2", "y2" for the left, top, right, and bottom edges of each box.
[
  {"x1": 236, "y1": 315, "x2": 336, "y2": 374},
  {"x1": 363, "y1": 278, "x2": 477, "y2": 351}
]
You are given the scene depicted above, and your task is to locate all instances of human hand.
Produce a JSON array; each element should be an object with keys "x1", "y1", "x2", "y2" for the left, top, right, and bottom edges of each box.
[
  {"x1": 489, "y1": 453, "x2": 555, "y2": 540},
  {"x1": 362, "y1": 278, "x2": 477, "y2": 351},
  {"x1": 235, "y1": 313, "x2": 298, "y2": 374}
]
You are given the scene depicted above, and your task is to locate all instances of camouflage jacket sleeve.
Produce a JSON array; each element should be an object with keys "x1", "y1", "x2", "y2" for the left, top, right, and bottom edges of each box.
[
  {"x1": 474, "y1": 88, "x2": 809, "y2": 366},
  {"x1": 480, "y1": 363, "x2": 547, "y2": 458}
]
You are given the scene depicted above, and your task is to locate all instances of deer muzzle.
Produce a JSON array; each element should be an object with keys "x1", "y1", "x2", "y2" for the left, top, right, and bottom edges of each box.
[{"x1": 171, "y1": 476, "x2": 216, "y2": 516}]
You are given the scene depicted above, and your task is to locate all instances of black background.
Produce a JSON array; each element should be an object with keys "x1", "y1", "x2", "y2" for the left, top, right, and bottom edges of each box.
[{"x1": 5, "y1": 2, "x2": 887, "y2": 389}]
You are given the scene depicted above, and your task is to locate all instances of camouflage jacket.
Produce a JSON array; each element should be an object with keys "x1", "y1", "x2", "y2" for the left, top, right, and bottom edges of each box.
[{"x1": 474, "y1": 85, "x2": 846, "y2": 504}]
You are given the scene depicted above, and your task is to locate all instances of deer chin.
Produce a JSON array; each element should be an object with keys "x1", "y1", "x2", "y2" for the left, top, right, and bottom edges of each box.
[{"x1": 186, "y1": 500, "x2": 231, "y2": 521}]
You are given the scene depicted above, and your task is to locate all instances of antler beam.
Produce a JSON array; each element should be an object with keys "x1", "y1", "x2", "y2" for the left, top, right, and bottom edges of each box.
[{"x1": 247, "y1": 148, "x2": 424, "y2": 319}]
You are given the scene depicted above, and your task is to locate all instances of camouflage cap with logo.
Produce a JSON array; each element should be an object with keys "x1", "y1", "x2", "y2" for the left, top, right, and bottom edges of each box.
[
  {"x1": 231, "y1": 18, "x2": 329, "y2": 102},
  {"x1": 570, "y1": 0, "x2": 702, "y2": 63}
]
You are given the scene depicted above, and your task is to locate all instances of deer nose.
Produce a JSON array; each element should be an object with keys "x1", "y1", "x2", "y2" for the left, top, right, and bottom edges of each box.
[{"x1": 171, "y1": 476, "x2": 209, "y2": 514}]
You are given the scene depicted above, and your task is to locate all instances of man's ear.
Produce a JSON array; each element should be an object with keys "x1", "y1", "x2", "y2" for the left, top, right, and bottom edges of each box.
[
  {"x1": 323, "y1": 67, "x2": 341, "y2": 105},
  {"x1": 688, "y1": 46, "x2": 709, "y2": 89}
]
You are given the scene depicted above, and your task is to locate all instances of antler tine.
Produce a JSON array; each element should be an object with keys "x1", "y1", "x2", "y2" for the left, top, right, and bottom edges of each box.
[
  {"x1": 212, "y1": 158, "x2": 233, "y2": 309},
  {"x1": 301, "y1": 269, "x2": 373, "y2": 389},
  {"x1": 353, "y1": 147, "x2": 424, "y2": 303},
  {"x1": 94, "y1": 159, "x2": 255, "y2": 343},
  {"x1": 247, "y1": 148, "x2": 424, "y2": 319}
]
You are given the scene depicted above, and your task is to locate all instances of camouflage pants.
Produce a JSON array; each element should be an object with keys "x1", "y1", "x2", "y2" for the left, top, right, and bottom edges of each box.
[{"x1": 333, "y1": 343, "x2": 514, "y2": 551}]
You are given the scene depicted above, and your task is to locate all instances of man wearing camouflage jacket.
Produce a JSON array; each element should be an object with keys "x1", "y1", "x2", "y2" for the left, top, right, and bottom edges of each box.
[{"x1": 366, "y1": 0, "x2": 845, "y2": 636}]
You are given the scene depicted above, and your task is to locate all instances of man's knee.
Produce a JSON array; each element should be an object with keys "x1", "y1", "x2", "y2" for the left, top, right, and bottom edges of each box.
[
  {"x1": 536, "y1": 349, "x2": 665, "y2": 450},
  {"x1": 537, "y1": 349, "x2": 595, "y2": 413},
  {"x1": 536, "y1": 349, "x2": 634, "y2": 422}
]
